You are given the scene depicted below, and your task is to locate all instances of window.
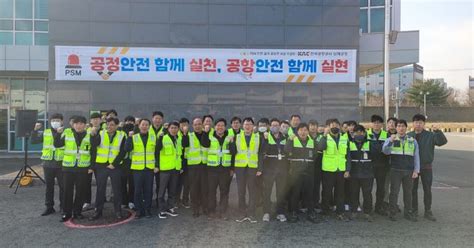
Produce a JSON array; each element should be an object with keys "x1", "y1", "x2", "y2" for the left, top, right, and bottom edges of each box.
[
  {"x1": 34, "y1": 0, "x2": 48, "y2": 19},
  {"x1": 0, "y1": 20, "x2": 13, "y2": 30},
  {"x1": 360, "y1": 0, "x2": 368, "y2": 7},
  {"x1": 15, "y1": 0, "x2": 33, "y2": 19},
  {"x1": 0, "y1": 31, "x2": 13, "y2": 45},
  {"x1": 34, "y1": 32, "x2": 47, "y2": 45},
  {"x1": 370, "y1": 8, "x2": 385, "y2": 32},
  {"x1": 34, "y1": 20, "x2": 48, "y2": 31},
  {"x1": 360, "y1": 9, "x2": 368, "y2": 33},
  {"x1": 15, "y1": 20, "x2": 33, "y2": 31},
  {"x1": 0, "y1": 0, "x2": 14, "y2": 18},
  {"x1": 371, "y1": 0, "x2": 385, "y2": 6},
  {"x1": 15, "y1": 32, "x2": 32, "y2": 45}
]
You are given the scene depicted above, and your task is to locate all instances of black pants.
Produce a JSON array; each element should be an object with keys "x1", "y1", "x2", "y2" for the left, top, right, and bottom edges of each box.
[
  {"x1": 95, "y1": 166, "x2": 122, "y2": 214},
  {"x1": 389, "y1": 169, "x2": 414, "y2": 214},
  {"x1": 262, "y1": 161, "x2": 288, "y2": 215},
  {"x1": 344, "y1": 178, "x2": 351, "y2": 206},
  {"x1": 288, "y1": 163, "x2": 314, "y2": 214},
  {"x1": 313, "y1": 159, "x2": 323, "y2": 208},
  {"x1": 176, "y1": 168, "x2": 190, "y2": 205},
  {"x1": 84, "y1": 172, "x2": 93, "y2": 204},
  {"x1": 133, "y1": 169, "x2": 154, "y2": 215},
  {"x1": 374, "y1": 165, "x2": 389, "y2": 211},
  {"x1": 350, "y1": 177, "x2": 374, "y2": 214},
  {"x1": 154, "y1": 172, "x2": 160, "y2": 205},
  {"x1": 235, "y1": 167, "x2": 257, "y2": 217},
  {"x1": 412, "y1": 168, "x2": 433, "y2": 212},
  {"x1": 322, "y1": 171, "x2": 345, "y2": 214},
  {"x1": 207, "y1": 166, "x2": 232, "y2": 214},
  {"x1": 188, "y1": 165, "x2": 208, "y2": 214},
  {"x1": 62, "y1": 170, "x2": 89, "y2": 216},
  {"x1": 44, "y1": 167, "x2": 64, "y2": 210},
  {"x1": 120, "y1": 161, "x2": 134, "y2": 205},
  {"x1": 158, "y1": 170, "x2": 179, "y2": 212}
]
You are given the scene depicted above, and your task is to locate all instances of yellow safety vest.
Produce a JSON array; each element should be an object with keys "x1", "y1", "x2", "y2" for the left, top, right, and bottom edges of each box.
[
  {"x1": 234, "y1": 132, "x2": 260, "y2": 168},
  {"x1": 95, "y1": 130, "x2": 125, "y2": 164},
  {"x1": 207, "y1": 135, "x2": 232, "y2": 167},
  {"x1": 322, "y1": 134, "x2": 348, "y2": 172},
  {"x1": 186, "y1": 132, "x2": 207, "y2": 165},
  {"x1": 130, "y1": 133, "x2": 156, "y2": 170},
  {"x1": 41, "y1": 129, "x2": 64, "y2": 161},
  {"x1": 62, "y1": 131, "x2": 91, "y2": 168},
  {"x1": 159, "y1": 134, "x2": 182, "y2": 171}
]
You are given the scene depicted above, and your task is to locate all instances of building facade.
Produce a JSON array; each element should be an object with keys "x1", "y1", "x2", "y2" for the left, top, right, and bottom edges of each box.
[{"x1": 0, "y1": 0, "x2": 419, "y2": 152}]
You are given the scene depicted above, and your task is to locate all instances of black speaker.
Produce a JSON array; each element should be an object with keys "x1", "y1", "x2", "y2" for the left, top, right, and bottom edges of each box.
[{"x1": 15, "y1": 110, "x2": 38, "y2": 138}]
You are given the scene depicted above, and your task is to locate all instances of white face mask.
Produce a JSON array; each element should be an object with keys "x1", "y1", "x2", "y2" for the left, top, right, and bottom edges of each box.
[
  {"x1": 258, "y1": 127, "x2": 267, "y2": 133},
  {"x1": 51, "y1": 121, "x2": 62, "y2": 129}
]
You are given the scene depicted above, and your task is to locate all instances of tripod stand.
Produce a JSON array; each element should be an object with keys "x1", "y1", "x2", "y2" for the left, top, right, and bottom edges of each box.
[{"x1": 9, "y1": 135, "x2": 45, "y2": 194}]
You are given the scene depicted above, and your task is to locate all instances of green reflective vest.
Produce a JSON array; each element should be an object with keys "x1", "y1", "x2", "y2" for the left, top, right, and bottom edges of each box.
[
  {"x1": 389, "y1": 136, "x2": 416, "y2": 171},
  {"x1": 41, "y1": 129, "x2": 64, "y2": 161},
  {"x1": 234, "y1": 132, "x2": 260, "y2": 168},
  {"x1": 367, "y1": 129, "x2": 388, "y2": 141},
  {"x1": 130, "y1": 133, "x2": 156, "y2": 170},
  {"x1": 96, "y1": 130, "x2": 125, "y2": 164},
  {"x1": 62, "y1": 131, "x2": 91, "y2": 168},
  {"x1": 322, "y1": 134, "x2": 348, "y2": 172},
  {"x1": 186, "y1": 132, "x2": 207, "y2": 165},
  {"x1": 207, "y1": 135, "x2": 232, "y2": 167},
  {"x1": 159, "y1": 134, "x2": 182, "y2": 171},
  {"x1": 349, "y1": 141, "x2": 371, "y2": 163}
]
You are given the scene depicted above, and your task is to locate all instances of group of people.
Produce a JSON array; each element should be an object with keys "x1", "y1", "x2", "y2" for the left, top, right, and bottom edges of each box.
[{"x1": 32, "y1": 110, "x2": 447, "y2": 223}]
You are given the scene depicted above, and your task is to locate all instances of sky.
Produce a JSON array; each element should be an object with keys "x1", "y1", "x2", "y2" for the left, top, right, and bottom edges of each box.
[{"x1": 401, "y1": 0, "x2": 473, "y2": 90}]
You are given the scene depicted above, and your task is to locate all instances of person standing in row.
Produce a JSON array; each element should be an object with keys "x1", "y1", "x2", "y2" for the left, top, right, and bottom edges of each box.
[
  {"x1": 408, "y1": 114, "x2": 447, "y2": 221},
  {"x1": 202, "y1": 118, "x2": 234, "y2": 220},
  {"x1": 89, "y1": 117, "x2": 126, "y2": 220},
  {"x1": 32, "y1": 113, "x2": 65, "y2": 217},
  {"x1": 262, "y1": 118, "x2": 289, "y2": 222},
  {"x1": 54, "y1": 116, "x2": 93, "y2": 222},
  {"x1": 125, "y1": 119, "x2": 158, "y2": 219},
  {"x1": 383, "y1": 119, "x2": 420, "y2": 222},
  {"x1": 230, "y1": 117, "x2": 265, "y2": 223}
]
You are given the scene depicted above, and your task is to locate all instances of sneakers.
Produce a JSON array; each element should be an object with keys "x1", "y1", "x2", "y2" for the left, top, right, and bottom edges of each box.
[
  {"x1": 262, "y1": 213, "x2": 270, "y2": 222},
  {"x1": 344, "y1": 204, "x2": 350, "y2": 211},
  {"x1": 165, "y1": 209, "x2": 179, "y2": 217},
  {"x1": 276, "y1": 214, "x2": 287, "y2": 222},
  {"x1": 424, "y1": 210, "x2": 437, "y2": 222},
  {"x1": 337, "y1": 214, "x2": 349, "y2": 222},
  {"x1": 235, "y1": 216, "x2": 249, "y2": 223},
  {"x1": 128, "y1": 202, "x2": 135, "y2": 210},
  {"x1": 404, "y1": 212, "x2": 418, "y2": 222},
  {"x1": 248, "y1": 216, "x2": 258, "y2": 223},
  {"x1": 158, "y1": 212, "x2": 168, "y2": 219},
  {"x1": 82, "y1": 203, "x2": 92, "y2": 211},
  {"x1": 288, "y1": 212, "x2": 299, "y2": 223},
  {"x1": 181, "y1": 202, "x2": 191, "y2": 209}
]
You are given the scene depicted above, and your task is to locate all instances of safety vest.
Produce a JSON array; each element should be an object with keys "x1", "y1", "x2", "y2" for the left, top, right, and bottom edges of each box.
[
  {"x1": 149, "y1": 125, "x2": 164, "y2": 139},
  {"x1": 159, "y1": 134, "x2": 182, "y2": 171},
  {"x1": 227, "y1": 128, "x2": 241, "y2": 138},
  {"x1": 234, "y1": 132, "x2": 260, "y2": 168},
  {"x1": 349, "y1": 141, "x2": 371, "y2": 163},
  {"x1": 265, "y1": 133, "x2": 286, "y2": 160},
  {"x1": 367, "y1": 129, "x2": 388, "y2": 141},
  {"x1": 322, "y1": 134, "x2": 348, "y2": 172},
  {"x1": 41, "y1": 129, "x2": 64, "y2": 161},
  {"x1": 130, "y1": 133, "x2": 156, "y2": 170},
  {"x1": 287, "y1": 127, "x2": 297, "y2": 137},
  {"x1": 389, "y1": 136, "x2": 416, "y2": 171},
  {"x1": 62, "y1": 131, "x2": 91, "y2": 168},
  {"x1": 288, "y1": 136, "x2": 314, "y2": 163},
  {"x1": 186, "y1": 132, "x2": 207, "y2": 165},
  {"x1": 96, "y1": 130, "x2": 125, "y2": 164},
  {"x1": 207, "y1": 135, "x2": 232, "y2": 167}
]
